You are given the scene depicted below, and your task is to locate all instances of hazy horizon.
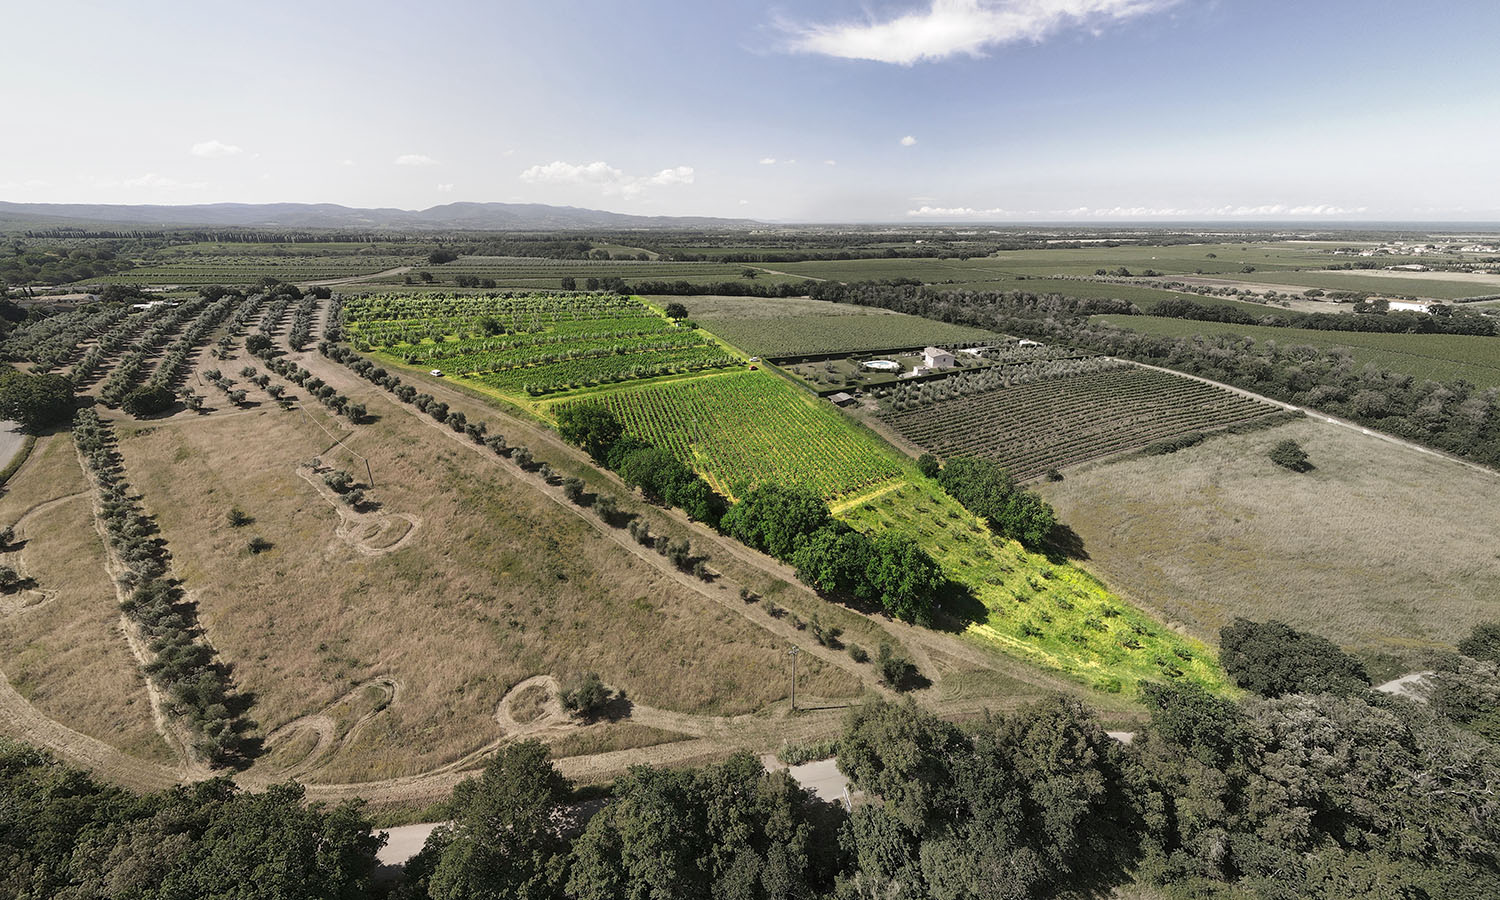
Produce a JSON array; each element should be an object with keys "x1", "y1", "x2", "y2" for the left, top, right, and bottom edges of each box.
[{"x1": 5, "y1": 0, "x2": 1499, "y2": 223}]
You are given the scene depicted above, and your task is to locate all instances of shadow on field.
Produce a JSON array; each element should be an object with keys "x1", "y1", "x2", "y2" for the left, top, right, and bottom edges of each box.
[{"x1": 1043, "y1": 523, "x2": 1089, "y2": 563}]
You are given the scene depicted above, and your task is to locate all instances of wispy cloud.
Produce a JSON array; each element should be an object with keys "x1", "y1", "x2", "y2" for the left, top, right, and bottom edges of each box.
[
  {"x1": 436, "y1": 183, "x2": 454, "y2": 193},
  {"x1": 88, "y1": 173, "x2": 209, "y2": 192},
  {"x1": 395, "y1": 154, "x2": 439, "y2": 167},
  {"x1": 0, "y1": 178, "x2": 48, "y2": 191},
  {"x1": 900, "y1": 135, "x2": 918, "y2": 147},
  {"x1": 759, "y1": 157, "x2": 778, "y2": 165},
  {"x1": 781, "y1": 0, "x2": 1182, "y2": 65},
  {"x1": 190, "y1": 139, "x2": 243, "y2": 159},
  {"x1": 519, "y1": 160, "x2": 694, "y2": 197},
  {"x1": 824, "y1": 159, "x2": 838, "y2": 166}
]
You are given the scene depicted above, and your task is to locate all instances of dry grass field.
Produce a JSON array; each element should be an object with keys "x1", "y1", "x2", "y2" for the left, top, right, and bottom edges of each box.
[
  {"x1": 1036, "y1": 418, "x2": 1500, "y2": 674},
  {"x1": 0, "y1": 432, "x2": 172, "y2": 764},
  {"x1": 112, "y1": 390, "x2": 864, "y2": 783}
]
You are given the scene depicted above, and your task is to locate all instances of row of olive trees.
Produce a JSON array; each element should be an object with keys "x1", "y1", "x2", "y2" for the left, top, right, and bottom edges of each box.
[{"x1": 72, "y1": 409, "x2": 254, "y2": 764}]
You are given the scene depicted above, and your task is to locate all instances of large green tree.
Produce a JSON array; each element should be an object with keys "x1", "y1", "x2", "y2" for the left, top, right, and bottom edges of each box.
[{"x1": 0, "y1": 371, "x2": 73, "y2": 432}]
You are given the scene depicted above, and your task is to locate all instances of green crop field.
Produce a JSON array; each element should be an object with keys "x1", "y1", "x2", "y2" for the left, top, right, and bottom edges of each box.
[
  {"x1": 882, "y1": 366, "x2": 1281, "y2": 479},
  {"x1": 1094, "y1": 314, "x2": 1500, "y2": 387},
  {"x1": 347, "y1": 291, "x2": 742, "y2": 399},
  {"x1": 555, "y1": 370, "x2": 905, "y2": 501},
  {"x1": 839, "y1": 480, "x2": 1228, "y2": 695},
  {"x1": 1209, "y1": 269, "x2": 1500, "y2": 300},
  {"x1": 698, "y1": 313, "x2": 1001, "y2": 356},
  {"x1": 371, "y1": 257, "x2": 802, "y2": 290},
  {"x1": 80, "y1": 256, "x2": 412, "y2": 286}
]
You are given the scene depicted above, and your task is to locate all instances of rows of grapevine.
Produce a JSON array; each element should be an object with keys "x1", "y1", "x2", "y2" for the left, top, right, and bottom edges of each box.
[
  {"x1": 477, "y1": 345, "x2": 736, "y2": 396},
  {"x1": 348, "y1": 292, "x2": 738, "y2": 396},
  {"x1": 565, "y1": 371, "x2": 904, "y2": 500},
  {"x1": 882, "y1": 366, "x2": 1280, "y2": 479},
  {"x1": 884, "y1": 356, "x2": 1128, "y2": 410}
]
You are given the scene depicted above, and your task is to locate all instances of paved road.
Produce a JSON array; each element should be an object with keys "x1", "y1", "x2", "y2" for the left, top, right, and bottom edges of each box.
[
  {"x1": 376, "y1": 823, "x2": 442, "y2": 868},
  {"x1": 0, "y1": 421, "x2": 25, "y2": 472}
]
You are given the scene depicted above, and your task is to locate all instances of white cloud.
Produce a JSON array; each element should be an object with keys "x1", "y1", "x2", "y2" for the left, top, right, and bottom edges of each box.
[
  {"x1": 739, "y1": 199, "x2": 751, "y2": 205},
  {"x1": 436, "y1": 183, "x2": 454, "y2": 193},
  {"x1": 339, "y1": 159, "x2": 356, "y2": 167},
  {"x1": 782, "y1": 0, "x2": 1182, "y2": 65},
  {"x1": 0, "y1": 178, "x2": 48, "y2": 191},
  {"x1": 1060, "y1": 204, "x2": 1367, "y2": 218},
  {"x1": 190, "y1": 139, "x2": 242, "y2": 159},
  {"x1": 907, "y1": 205, "x2": 1015, "y2": 217},
  {"x1": 519, "y1": 160, "x2": 694, "y2": 197},
  {"x1": 395, "y1": 154, "x2": 438, "y2": 167},
  {"x1": 824, "y1": 159, "x2": 837, "y2": 166},
  {"x1": 900, "y1": 135, "x2": 918, "y2": 147},
  {"x1": 759, "y1": 157, "x2": 778, "y2": 165}
]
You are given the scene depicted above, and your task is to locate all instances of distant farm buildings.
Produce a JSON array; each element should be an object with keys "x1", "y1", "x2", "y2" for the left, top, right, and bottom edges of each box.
[
  {"x1": 828, "y1": 392, "x2": 856, "y2": 407},
  {"x1": 862, "y1": 359, "x2": 902, "y2": 372},
  {"x1": 1388, "y1": 300, "x2": 1432, "y2": 313}
]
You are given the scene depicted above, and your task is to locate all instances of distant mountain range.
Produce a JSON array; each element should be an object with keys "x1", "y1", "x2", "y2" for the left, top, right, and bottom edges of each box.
[{"x1": 0, "y1": 200, "x2": 757, "y2": 231}]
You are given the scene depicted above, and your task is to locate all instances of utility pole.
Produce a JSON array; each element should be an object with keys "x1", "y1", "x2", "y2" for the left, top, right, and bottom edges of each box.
[{"x1": 788, "y1": 646, "x2": 800, "y2": 712}]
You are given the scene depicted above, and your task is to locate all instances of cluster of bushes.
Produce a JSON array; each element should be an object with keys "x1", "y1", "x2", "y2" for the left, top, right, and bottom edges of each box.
[
  {"x1": 324, "y1": 295, "x2": 345, "y2": 342},
  {"x1": 69, "y1": 306, "x2": 169, "y2": 386},
  {"x1": 931, "y1": 455, "x2": 1057, "y2": 547},
  {"x1": 72, "y1": 409, "x2": 253, "y2": 764}
]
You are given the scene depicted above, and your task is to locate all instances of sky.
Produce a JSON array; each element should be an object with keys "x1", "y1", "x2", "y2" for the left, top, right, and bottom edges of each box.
[{"x1": 3, "y1": 0, "x2": 1499, "y2": 223}]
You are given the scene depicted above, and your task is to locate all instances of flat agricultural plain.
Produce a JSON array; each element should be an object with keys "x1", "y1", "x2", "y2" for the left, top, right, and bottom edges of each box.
[
  {"x1": 1036, "y1": 417, "x2": 1500, "y2": 675},
  {"x1": 1095, "y1": 314, "x2": 1500, "y2": 387}
]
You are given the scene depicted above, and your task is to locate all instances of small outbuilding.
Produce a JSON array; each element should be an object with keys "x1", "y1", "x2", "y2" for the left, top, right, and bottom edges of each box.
[
  {"x1": 923, "y1": 346, "x2": 955, "y2": 369},
  {"x1": 828, "y1": 392, "x2": 856, "y2": 407}
]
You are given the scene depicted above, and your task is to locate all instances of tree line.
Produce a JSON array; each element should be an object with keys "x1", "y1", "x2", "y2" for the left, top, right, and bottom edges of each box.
[{"x1": 9, "y1": 617, "x2": 1498, "y2": 899}]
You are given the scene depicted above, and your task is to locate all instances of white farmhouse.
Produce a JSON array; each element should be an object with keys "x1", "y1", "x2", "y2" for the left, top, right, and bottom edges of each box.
[
  {"x1": 1388, "y1": 300, "x2": 1431, "y2": 313},
  {"x1": 923, "y1": 346, "x2": 955, "y2": 369}
]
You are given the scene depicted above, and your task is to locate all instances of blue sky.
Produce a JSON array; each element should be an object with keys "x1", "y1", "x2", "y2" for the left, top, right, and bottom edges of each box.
[{"x1": 4, "y1": 0, "x2": 1498, "y2": 222}]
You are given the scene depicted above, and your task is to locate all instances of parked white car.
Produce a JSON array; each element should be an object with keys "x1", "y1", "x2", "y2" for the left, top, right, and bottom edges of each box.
[{"x1": 430, "y1": 369, "x2": 444, "y2": 377}]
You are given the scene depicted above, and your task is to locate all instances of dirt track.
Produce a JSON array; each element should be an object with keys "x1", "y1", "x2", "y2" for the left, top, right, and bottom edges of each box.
[{"x1": 0, "y1": 294, "x2": 1132, "y2": 808}]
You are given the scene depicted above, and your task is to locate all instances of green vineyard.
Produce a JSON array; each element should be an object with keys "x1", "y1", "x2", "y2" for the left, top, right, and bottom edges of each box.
[
  {"x1": 345, "y1": 292, "x2": 739, "y2": 397},
  {"x1": 883, "y1": 366, "x2": 1281, "y2": 479},
  {"x1": 561, "y1": 371, "x2": 905, "y2": 500}
]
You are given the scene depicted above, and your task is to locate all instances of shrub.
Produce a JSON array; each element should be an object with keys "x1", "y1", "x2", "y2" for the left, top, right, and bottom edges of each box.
[
  {"x1": 323, "y1": 471, "x2": 355, "y2": 493},
  {"x1": 0, "y1": 525, "x2": 13, "y2": 547},
  {"x1": 559, "y1": 672, "x2": 612, "y2": 720},
  {"x1": 226, "y1": 508, "x2": 252, "y2": 528},
  {"x1": 248, "y1": 536, "x2": 273, "y2": 554},
  {"x1": 561, "y1": 477, "x2": 585, "y2": 502},
  {"x1": 847, "y1": 643, "x2": 869, "y2": 663},
  {"x1": 876, "y1": 642, "x2": 917, "y2": 690},
  {"x1": 1269, "y1": 439, "x2": 1312, "y2": 472},
  {"x1": 1219, "y1": 618, "x2": 1369, "y2": 696},
  {"x1": 777, "y1": 738, "x2": 838, "y2": 766},
  {"x1": 0, "y1": 565, "x2": 18, "y2": 591}
]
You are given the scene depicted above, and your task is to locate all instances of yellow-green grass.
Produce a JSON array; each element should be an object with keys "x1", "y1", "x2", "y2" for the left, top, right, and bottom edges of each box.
[
  {"x1": 549, "y1": 369, "x2": 906, "y2": 502},
  {"x1": 838, "y1": 480, "x2": 1228, "y2": 697},
  {"x1": 370, "y1": 258, "x2": 804, "y2": 290},
  {"x1": 0, "y1": 434, "x2": 172, "y2": 764},
  {"x1": 1035, "y1": 418, "x2": 1500, "y2": 674},
  {"x1": 1094, "y1": 314, "x2": 1500, "y2": 387},
  {"x1": 114, "y1": 400, "x2": 861, "y2": 783}
]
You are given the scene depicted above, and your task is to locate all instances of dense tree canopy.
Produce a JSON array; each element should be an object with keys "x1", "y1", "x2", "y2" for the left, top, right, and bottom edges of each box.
[
  {"x1": 934, "y1": 456, "x2": 1057, "y2": 547},
  {"x1": 1218, "y1": 617, "x2": 1370, "y2": 697},
  {"x1": 0, "y1": 370, "x2": 73, "y2": 432},
  {"x1": 556, "y1": 403, "x2": 624, "y2": 464}
]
